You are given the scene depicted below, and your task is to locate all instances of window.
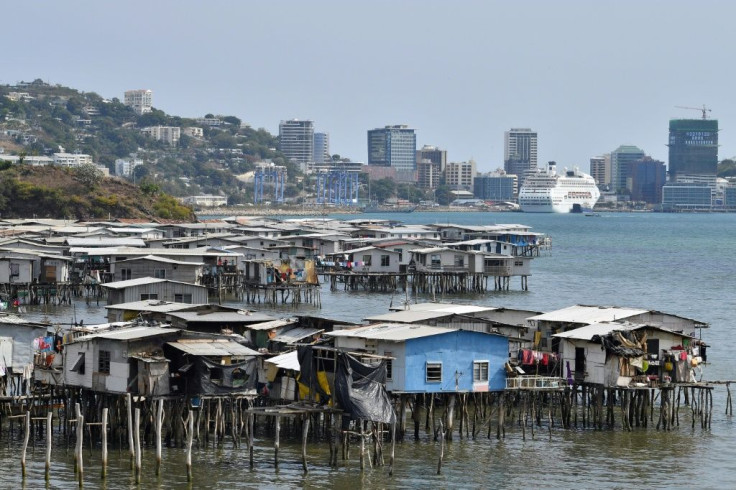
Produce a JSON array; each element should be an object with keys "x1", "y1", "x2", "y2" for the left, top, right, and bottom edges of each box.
[
  {"x1": 426, "y1": 362, "x2": 442, "y2": 383},
  {"x1": 362, "y1": 254, "x2": 372, "y2": 266},
  {"x1": 10, "y1": 263, "x2": 20, "y2": 277},
  {"x1": 384, "y1": 351, "x2": 393, "y2": 381},
  {"x1": 174, "y1": 293, "x2": 193, "y2": 303},
  {"x1": 473, "y1": 361, "x2": 489, "y2": 382},
  {"x1": 120, "y1": 268, "x2": 132, "y2": 280},
  {"x1": 71, "y1": 353, "x2": 85, "y2": 374},
  {"x1": 430, "y1": 254, "x2": 441, "y2": 268},
  {"x1": 154, "y1": 269, "x2": 166, "y2": 279},
  {"x1": 210, "y1": 367, "x2": 223, "y2": 385},
  {"x1": 514, "y1": 261, "x2": 523, "y2": 267},
  {"x1": 454, "y1": 255, "x2": 464, "y2": 267},
  {"x1": 98, "y1": 350, "x2": 111, "y2": 374},
  {"x1": 140, "y1": 293, "x2": 159, "y2": 300},
  {"x1": 381, "y1": 255, "x2": 390, "y2": 266}
]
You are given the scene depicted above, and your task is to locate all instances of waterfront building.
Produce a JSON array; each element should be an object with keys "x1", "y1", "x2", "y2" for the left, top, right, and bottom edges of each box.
[
  {"x1": 123, "y1": 89, "x2": 153, "y2": 115},
  {"x1": 474, "y1": 171, "x2": 517, "y2": 200},
  {"x1": 313, "y1": 132, "x2": 330, "y2": 165},
  {"x1": 367, "y1": 125, "x2": 416, "y2": 171},
  {"x1": 279, "y1": 119, "x2": 314, "y2": 169},
  {"x1": 446, "y1": 160, "x2": 476, "y2": 190},
  {"x1": 115, "y1": 157, "x2": 143, "y2": 177},
  {"x1": 180, "y1": 195, "x2": 228, "y2": 207},
  {"x1": 725, "y1": 184, "x2": 736, "y2": 209},
  {"x1": 327, "y1": 324, "x2": 509, "y2": 393},
  {"x1": 416, "y1": 145, "x2": 447, "y2": 172},
  {"x1": 630, "y1": 157, "x2": 666, "y2": 204},
  {"x1": 661, "y1": 182, "x2": 713, "y2": 211},
  {"x1": 589, "y1": 155, "x2": 611, "y2": 189},
  {"x1": 504, "y1": 128, "x2": 537, "y2": 191},
  {"x1": 141, "y1": 126, "x2": 180, "y2": 146},
  {"x1": 610, "y1": 145, "x2": 645, "y2": 194},
  {"x1": 668, "y1": 118, "x2": 718, "y2": 182}
]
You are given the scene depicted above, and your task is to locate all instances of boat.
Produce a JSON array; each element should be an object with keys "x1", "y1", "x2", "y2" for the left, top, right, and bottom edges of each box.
[{"x1": 518, "y1": 161, "x2": 601, "y2": 213}]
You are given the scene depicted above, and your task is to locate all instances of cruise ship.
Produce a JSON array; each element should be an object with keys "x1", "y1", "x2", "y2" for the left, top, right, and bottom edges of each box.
[{"x1": 518, "y1": 162, "x2": 600, "y2": 213}]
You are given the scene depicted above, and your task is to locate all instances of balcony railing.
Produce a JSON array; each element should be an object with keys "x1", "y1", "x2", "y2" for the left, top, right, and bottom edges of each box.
[{"x1": 506, "y1": 376, "x2": 567, "y2": 390}]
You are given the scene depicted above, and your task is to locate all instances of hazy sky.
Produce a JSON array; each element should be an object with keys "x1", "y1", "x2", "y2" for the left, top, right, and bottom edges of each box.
[{"x1": 3, "y1": 1, "x2": 734, "y2": 172}]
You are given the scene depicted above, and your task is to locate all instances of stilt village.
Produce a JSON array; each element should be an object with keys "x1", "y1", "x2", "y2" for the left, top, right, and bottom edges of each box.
[{"x1": 0, "y1": 215, "x2": 723, "y2": 484}]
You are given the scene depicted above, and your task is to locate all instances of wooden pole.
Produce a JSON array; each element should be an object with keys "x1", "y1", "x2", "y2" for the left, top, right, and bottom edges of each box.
[
  {"x1": 389, "y1": 422, "x2": 396, "y2": 476},
  {"x1": 126, "y1": 393, "x2": 134, "y2": 465},
  {"x1": 134, "y1": 407, "x2": 142, "y2": 484},
  {"x1": 186, "y1": 410, "x2": 194, "y2": 482},
  {"x1": 101, "y1": 407, "x2": 108, "y2": 479},
  {"x1": 437, "y1": 419, "x2": 445, "y2": 475},
  {"x1": 274, "y1": 415, "x2": 280, "y2": 467},
  {"x1": 248, "y1": 413, "x2": 255, "y2": 468},
  {"x1": 77, "y1": 412, "x2": 84, "y2": 486},
  {"x1": 45, "y1": 411, "x2": 52, "y2": 481},
  {"x1": 301, "y1": 414, "x2": 310, "y2": 473},
  {"x1": 21, "y1": 411, "x2": 30, "y2": 478},
  {"x1": 155, "y1": 399, "x2": 163, "y2": 476}
]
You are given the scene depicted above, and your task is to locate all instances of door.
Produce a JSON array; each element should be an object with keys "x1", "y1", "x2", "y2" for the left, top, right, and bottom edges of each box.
[{"x1": 574, "y1": 347, "x2": 586, "y2": 382}]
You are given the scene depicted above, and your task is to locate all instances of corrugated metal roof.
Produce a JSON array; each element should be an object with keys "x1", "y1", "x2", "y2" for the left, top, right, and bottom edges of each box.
[
  {"x1": 365, "y1": 304, "x2": 495, "y2": 323},
  {"x1": 271, "y1": 327, "x2": 323, "y2": 344},
  {"x1": 117, "y1": 255, "x2": 204, "y2": 266},
  {"x1": 167, "y1": 311, "x2": 275, "y2": 323},
  {"x1": 265, "y1": 350, "x2": 300, "y2": 371},
  {"x1": 167, "y1": 340, "x2": 260, "y2": 356},
  {"x1": 74, "y1": 326, "x2": 179, "y2": 342},
  {"x1": 528, "y1": 305, "x2": 649, "y2": 324},
  {"x1": 553, "y1": 322, "x2": 638, "y2": 340},
  {"x1": 326, "y1": 323, "x2": 454, "y2": 341},
  {"x1": 101, "y1": 277, "x2": 207, "y2": 290},
  {"x1": 0, "y1": 314, "x2": 48, "y2": 327},
  {"x1": 66, "y1": 237, "x2": 147, "y2": 247},
  {"x1": 246, "y1": 318, "x2": 300, "y2": 331},
  {"x1": 104, "y1": 300, "x2": 204, "y2": 313}
]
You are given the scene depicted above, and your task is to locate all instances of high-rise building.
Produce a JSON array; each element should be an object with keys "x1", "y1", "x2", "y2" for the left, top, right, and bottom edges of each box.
[
  {"x1": 590, "y1": 155, "x2": 611, "y2": 188},
  {"x1": 279, "y1": 119, "x2": 314, "y2": 168},
  {"x1": 504, "y1": 128, "x2": 537, "y2": 190},
  {"x1": 474, "y1": 171, "x2": 517, "y2": 201},
  {"x1": 630, "y1": 157, "x2": 666, "y2": 204},
  {"x1": 446, "y1": 160, "x2": 476, "y2": 190},
  {"x1": 367, "y1": 125, "x2": 416, "y2": 171},
  {"x1": 610, "y1": 145, "x2": 645, "y2": 194},
  {"x1": 668, "y1": 119, "x2": 718, "y2": 182},
  {"x1": 124, "y1": 89, "x2": 153, "y2": 115},
  {"x1": 416, "y1": 145, "x2": 447, "y2": 190},
  {"x1": 313, "y1": 132, "x2": 330, "y2": 165}
]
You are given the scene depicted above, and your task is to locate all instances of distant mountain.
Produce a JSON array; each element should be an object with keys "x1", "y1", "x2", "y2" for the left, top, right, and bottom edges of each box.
[{"x1": 0, "y1": 80, "x2": 300, "y2": 205}]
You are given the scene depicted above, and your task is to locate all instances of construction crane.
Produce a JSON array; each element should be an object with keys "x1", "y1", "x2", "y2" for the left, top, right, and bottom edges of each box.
[{"x1": 675, "y1": 104, "x2": 712, "y2": 119}]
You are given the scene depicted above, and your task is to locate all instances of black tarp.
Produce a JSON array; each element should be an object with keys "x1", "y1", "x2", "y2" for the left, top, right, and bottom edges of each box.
[
  {"x1": 186, "y1": 357, "x2": 257, "y2": 395},
  {"x1": 334, "y1": 352, "x2": 396, "y2": 424}
]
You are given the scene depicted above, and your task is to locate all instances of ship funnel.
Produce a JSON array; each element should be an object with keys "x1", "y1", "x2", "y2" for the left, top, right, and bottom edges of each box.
[{"x1": 547, "y1": 161, "x2": 557, "y2": 176}]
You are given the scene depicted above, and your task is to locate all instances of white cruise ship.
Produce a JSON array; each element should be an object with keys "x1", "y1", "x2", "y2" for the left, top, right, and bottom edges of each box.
[{"x1": 518, "y1": 162, "x2": 600, "y2": 213}]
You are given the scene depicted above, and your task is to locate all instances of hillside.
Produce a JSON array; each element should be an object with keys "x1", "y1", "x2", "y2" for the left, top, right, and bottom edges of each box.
[
  {"x1": 0, "y1": 79, "x2": 300, "y2": 205},
  {"x1": 0, "y1": 163, "x2": 195, "y2": 220}
]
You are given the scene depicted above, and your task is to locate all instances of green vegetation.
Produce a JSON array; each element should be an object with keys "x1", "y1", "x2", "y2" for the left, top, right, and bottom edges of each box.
[
  {"x1": 0, "y1": 81, "x2": 301, "y2": 207},
  {"x1": 718, "y1": 159, "x2": 736, "y2": 178}
]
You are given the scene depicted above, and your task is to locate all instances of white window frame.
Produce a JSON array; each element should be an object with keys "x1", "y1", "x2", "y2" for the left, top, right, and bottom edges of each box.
[{"x1": 473, "y1": 360, "x2": 489, "y2": 383}]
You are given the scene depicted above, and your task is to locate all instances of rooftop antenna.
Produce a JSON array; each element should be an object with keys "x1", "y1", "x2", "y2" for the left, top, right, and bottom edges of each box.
[{"x1": 675, "y1": 104, "x2": 712, "y2": 120}]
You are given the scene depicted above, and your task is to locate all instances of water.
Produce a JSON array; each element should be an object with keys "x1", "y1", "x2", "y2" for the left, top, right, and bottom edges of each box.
[{"x1": 5, "y1": 211, "x2": 736, "y2": 488}]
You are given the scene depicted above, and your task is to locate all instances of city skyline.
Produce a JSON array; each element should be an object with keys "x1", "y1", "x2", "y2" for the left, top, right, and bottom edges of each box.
[{"x1": 3, "y1": 1, "x2": 736, "y2": 172}]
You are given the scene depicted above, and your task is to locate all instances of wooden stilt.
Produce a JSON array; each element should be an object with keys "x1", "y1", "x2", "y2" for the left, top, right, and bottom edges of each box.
[
  {"x1": 134, "y1": 407, "x2": 142, "y2": 484},
  {"x1": 301, "y1": 414, "x2": 310, "y2": 473},
  {"x1": 21, "y1": 411, "x2": 30, "y2": 478},
  {"x1": 126, "y1": 393, "x2": 134, "y2": 465},
  {"x1": 45, "y1": 411, "x2": 52, "y2": 481},
  {"x1": 274, "y1": 415, "x2": 280, "y2": 467},
  {"x1": 155, "y1": 399, "x2": 163, "y2": 476},
  {"x1": 186, "y1": 411, "x2": 194, "y2": 482},
  {"x1": 101, "y1": 407, "x2": 108, "y2": 479}
]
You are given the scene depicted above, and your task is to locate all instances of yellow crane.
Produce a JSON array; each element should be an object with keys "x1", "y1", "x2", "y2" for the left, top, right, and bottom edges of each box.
[{"x1": 675, "y1": 104, "x2": 712, "y2": 119}]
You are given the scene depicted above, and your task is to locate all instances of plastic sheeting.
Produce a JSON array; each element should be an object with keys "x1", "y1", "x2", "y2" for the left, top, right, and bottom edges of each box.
[
  {"x1": 334, "y1": 352, "x2": 396, "y2": 425},
  {"x1": 297, "y1": 346, "x2": 331, "y2": 404},
  {"x1": 185, "y1": 357, "x2": 257, "y2": 395}
]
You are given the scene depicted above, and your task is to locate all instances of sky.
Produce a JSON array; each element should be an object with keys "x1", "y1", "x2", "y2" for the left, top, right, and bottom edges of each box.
[{"x1": 3, "y1": 0, "x2": 735, "y2": 172}]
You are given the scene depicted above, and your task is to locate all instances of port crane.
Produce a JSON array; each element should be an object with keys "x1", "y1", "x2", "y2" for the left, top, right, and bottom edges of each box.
[{"x1": 675, "y1": 104, "x2": 712, "y2": 119}]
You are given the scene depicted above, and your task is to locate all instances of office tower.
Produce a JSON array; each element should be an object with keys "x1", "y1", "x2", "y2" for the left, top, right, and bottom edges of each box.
[
  {"x1": 124, "y1": 89, "x2": 153, "y2": 115},
  {"x1": 610, "y1": 145, "x2": 645, "y2": 193},
  {"x1": 367, "y1": 125, "x2": 416, "y2": 171},
  {"x1": 474, "y1": 171, "x2": 517, "y2": 200},
  {"x1": 630, "y1": 157, "x2": 666, "y2": 204},
  {"x1": 279, "y1": 119, "x2": 314, "y2": 167},
  {"x1": 504, "y1": 128, "x2": 537, "y2": 190},
  {"x1": 416, "y1": 145, "x2": 447, "y2": 189},
  {"x1": 590, "y1": 155, "x2": 611, "y2": 188},
  {"x1": 313, "y1": 132, "x2": 330, "y2": 165},
  {"x1": 668, "y1": 118, "x2": 718, "y2": 182},
  {"x1": 446, "y1": 160, "x2": 476, "y2": 190}
]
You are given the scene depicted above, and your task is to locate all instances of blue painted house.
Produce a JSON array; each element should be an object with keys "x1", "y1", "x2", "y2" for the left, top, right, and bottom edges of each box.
[{"x1": 326, "y1": 323, "x2": 508, "y2": 393}]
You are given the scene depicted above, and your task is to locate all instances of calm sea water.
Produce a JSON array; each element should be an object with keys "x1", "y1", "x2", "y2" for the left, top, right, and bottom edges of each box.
[{"x1": 5, "y1": 211, "x2": 736, "y2": 489}]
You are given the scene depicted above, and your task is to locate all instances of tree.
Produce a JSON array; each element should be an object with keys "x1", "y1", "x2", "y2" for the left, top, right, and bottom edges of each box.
[
  {"x1": 74, "y1": 163, "x2": 104, "y2": 187},
  {"x1": 370, "y1": 178, "x2": 396, "y2": 202},
  {"x1": 434, "y1": 184, "x2": 452, "y2": 205}
]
